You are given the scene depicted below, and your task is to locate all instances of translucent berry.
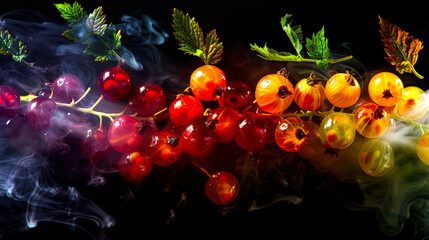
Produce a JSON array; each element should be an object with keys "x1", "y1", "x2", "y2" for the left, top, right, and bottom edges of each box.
[
  {"x1": 275, "y1": 117, "x2": 309, "y2": 152},
  {"x1": 169, "y1": 94, "x2": 204, "y2": 127},
  {"x1": 146, "y1": 130, "x2": 182, "y2": 166},
  {"x1": 205, "y1": 171, "x2": 240, "y2": 205},
  {"x1": 180, "y1": 121, "x2": 216, "y2": 157},
  {"x1": 118, "y1": 150, "x2": 152, "y2": 184},
  {"x1": 0, "y1": 85, "x2": 20, "y2": 117},
  {"x1": 233, "y1": 112, "x2": 271, "y2": 152},
  {"x1": 51, "y1": 74, "x2": 85, "y2": 103},
  {"x1": 108, "y1": 116, "x2": 143, "y2": 153},
  {"x1": 221, "y1": 81, "x2": 254, "y2": 112},
  {"x1": 359, "y1": 139, "x2": 394, "y2": 177},
  {"x1": 25, "y1": 97, "x2": 58, "y2": 130},
  {"x1": 368, "y1": 72, "x2": 403, "y2": 107},
  {"x1": 255, "y1": 74, "x2": 294, "y2": 114},
  {"x1": 97, "y1": 67, "x2": 132, "y2": 101},
  {"x1": 190, "y1": 65, "x2": 226, "y2": 101},
  {"x1": 128, "y1": 82, "x2": 166, "y2": 117},
  {"x1": 205, "y1": 107, "x2": 240, "y2": 143}
]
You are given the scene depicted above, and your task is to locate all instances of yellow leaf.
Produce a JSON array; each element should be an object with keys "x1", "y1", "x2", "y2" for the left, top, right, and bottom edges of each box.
[{"x1": 378, "y1": 16, "x2": 424, "y2": 79}]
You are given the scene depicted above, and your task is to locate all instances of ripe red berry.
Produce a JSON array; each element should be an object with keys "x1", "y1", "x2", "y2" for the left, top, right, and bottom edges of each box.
[
  {"x1": 180, "y1": 121, "x2": 216, "y2": 157},
  {"x1": 169, "y1": 94, "x2": 204, "y2": 127},
  {"x1": 108, "y1": 116, "x2": 143, "y2": 153},
  {"x1": 128, "y1": 82, "x2": 166, "y2": 117},
  {"x1": 97, "y1": 67, "x2": 132, "y2": 101},
  {"x1": 146, "y1": 130, "x2": 182, "y2": 166},
  {"x1": 190, "y1": 65, "x2": 226, "y2": 101},
  {"x1": 233, "y1": 112, "x2": 271, "y2": 152},
  {"x1": 118, "y1": 150, "x2": 152, "y2": 184},
  {"x1": 205, "y1": 107, "x2": 240, "y2": 143},
  {"x1": 221, "y1": 81, "x2": 254, "y2": 112},
  {"x1": 205, "y1": 171, "x2": 240, "y2": 205}
]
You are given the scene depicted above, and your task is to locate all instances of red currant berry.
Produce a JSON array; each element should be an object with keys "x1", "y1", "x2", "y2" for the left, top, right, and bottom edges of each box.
[
  {"x1": 80, "y1": 126, "x2": 113, "y2": 165},
  {"x1": 233, "y1": 112, "x2": 271, "y2": 152},
  {"x1": 97, "y1": 67, "x2": 132, "y2": 101},
  {"x1": 0, "y1": 85, "x2": 20, "y2": 117},
  {"x1": 108, "y1": 116, "x2": 143, "y2": 153},
  {"x1": 221, "y1": 81, "x2": 254, "y2": 113},
  {"x1": 118, "y1": 150, "x2": 152, "y2": 184},
  {"x1": 51, "y1": 74, "x2": 85, "y2": 104},
  {"x1": 180, "y1": 121, "x2": 216, "y2": 157},
  {"x1": 25, "y1": 97, "x2": 58, "y2": 130},
  {"x1": 190, "y1": 65, "x2": 226, "y2": 101},
  {"x1": 205, "y1": 171, "x2": 240, "y2": 205},
  {"x1": 128, "y1": 82, "x2": 166, "y2": 117},
  {"x1": 146, "y1": 130, "x2": 182, "y2": 166},
  {"x1": 275, "y1": 117, "x2": 309, "y2": 152},
  {"x1": 169, "y1": 94, "x2": 204, "y2": 127},
  {"x1": 205, "y1": 107, "x2": 240, "y2": 143}
]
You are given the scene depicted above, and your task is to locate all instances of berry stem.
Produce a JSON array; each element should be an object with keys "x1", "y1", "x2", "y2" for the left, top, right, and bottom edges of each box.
[
  {"x1": 390, "y1": 113, "x2": 429, "y2": 134},
  {"x1": 192, "y1": 162, "x2": 213, "y2": 179}
]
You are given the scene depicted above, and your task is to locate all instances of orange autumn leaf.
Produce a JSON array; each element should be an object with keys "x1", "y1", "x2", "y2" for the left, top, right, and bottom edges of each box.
[{"x1": 378, "y1": 16, "x2": 424, "y2": 79}]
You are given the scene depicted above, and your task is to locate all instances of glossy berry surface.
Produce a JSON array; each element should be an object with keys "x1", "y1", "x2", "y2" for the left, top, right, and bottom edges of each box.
[
  {"x1": 368, "y1": 72, "x2": 403, "y2": 107},
  {"x1": 221, "y1": 81, "x2": 254, "y2": 112},
  {"x1": 190, "y1": 65, "x2": 226, "y2": 101},
  {"x1": 294, "y1": 78, "x2": 325, "y2": 111},
  {"x1": 80, "y1": 126, "x2": 113, "y2": 165},
  {"x1": 180, "y1": 121, "x2": 216, "y2": 157},
  {"x1": 255, "y1": 74, "x2": 294, "y2": 114},
  {"x1": 128, "y1": 82, "x2": 166, "y2": 117},
  {"x1": 359, "y1": 139, "x2": 394, "y2": 177},
  {"x1": 205, "y1": 107, "x2": 240, "y2": 143},
  {"x1": 319, "y1": 112, "x2": 356, "y2": 149},
  {"x1": 275, "y1": 117, "x2": 309, "y2": 152},
  {"x1": 233, "y1": 112, "x2": 271, "y2": 152},
  {"x1": 97, "y1": 67, "x2": 132, "y2": 101},
  {"x1": 146, "y1": 130, "x2": 182, "y2": 166},
  {"x1": 397, "y1": 86, "x2": 429, "y2": 120},
  {"x1": 354, "y1": 103, "x2": 389, "y2": 138},
  {"x1": 51, "y1": 74, "x2": 85, "y2": 103},
  {"x1": 0, "y1": 85, "x2": 20, "y2": 117},
  {"x1": 25, "y1": 97, "x2": 57, "y2": 130},
  {"x1": 108, "y1": 116, "x2": 143, "y2": 153},
  {"x1": 298, "y1": 121, "x2": 326, "y2": 160},
  {"x1": 417, "y1": 132, "x2": 429, "y2": 165},
  {"x1": 118, "y1": 150, "x2": 152, "y2": 184},
  {"x1": 169, "y1": 94, "x2": 204, "y2": 126},
  {"x1": 324, "y1": 72, "x2": 360, "y2": 108},
  {"x1": 205, "y1": 171, "x2": 240, "y2": 205}
]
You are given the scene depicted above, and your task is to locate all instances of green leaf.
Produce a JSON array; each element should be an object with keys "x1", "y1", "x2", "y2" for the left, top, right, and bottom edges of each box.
[
  {"x1": 56, "y1": 2, "x2": 122, "y2": 62},
  {"x1": 315, "y1": 59, "x2": 328, "y2": 70},
  {"x1": 85, "y1": 6, "x2": 107, "y2": 35},
  {"x1": 83, "y1": 28, "x2": 121, "y2": 62},
  {"x1": 306, "y1": 26, "x2": 329, "y2": 69},
  {"x1": 0, "y1": 30, "x2": 29, "y2": 63},
  {"x1": 172, "y1": 9, "x2": 204, "y2": 58},
  {"x1": 54, "y1": 1, "x2": 86, "y2": 23},
  {"x1": 280, "y1": 13, "x2": 303, "y2": 58},
  {"x1": 250, "y1": 43, "x2": 301, "y2": 61},
  {"x1": 172, "y1": 9, "x2": 223, "y2": 65},
  {"x1": 204, "y1": 29, "x2": 223, "y2": 65}
]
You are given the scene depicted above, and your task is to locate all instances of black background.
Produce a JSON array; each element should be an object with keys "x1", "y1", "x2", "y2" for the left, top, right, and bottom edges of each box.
[{"x1": 1, "y1": 0, "x2": 428, "y2": 239}]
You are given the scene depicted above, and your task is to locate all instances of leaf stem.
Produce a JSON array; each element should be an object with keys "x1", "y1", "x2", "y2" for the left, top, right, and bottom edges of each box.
[
  {"x1": 293, "y1": 55, "x2": 353, "y2": 64},
  {"x1": 412, "y1": 67, "x2": 424, "y2": 79},
  {"x1": 93, "y1": 33, "x2": 122, "y2": 61}
]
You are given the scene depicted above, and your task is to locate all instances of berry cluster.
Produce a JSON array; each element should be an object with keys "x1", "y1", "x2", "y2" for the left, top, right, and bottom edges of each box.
[{"x1": 1, "y1": 58, "x2": 429, "y2": 205}]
